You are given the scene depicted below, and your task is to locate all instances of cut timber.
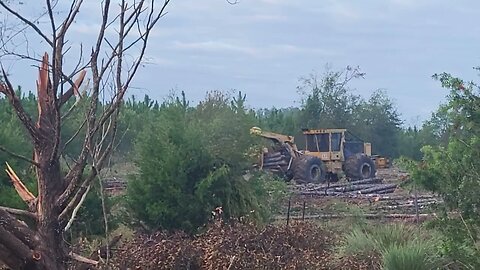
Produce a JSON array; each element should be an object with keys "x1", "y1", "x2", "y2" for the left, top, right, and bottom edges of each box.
[
  {"x1": 275, "y1": 213, "x2": 435, "y2": 220},
  {"x1": 306, "y1": 178, "x2": 383, "y2": 191},
  {"x1": 332, "y1": 184, "x2": 377, "y2": 192},
  {"x1": 356, "y1": 183, "x2": 398, "y2": 194},
  {"x1": 262, "y1": 160, "x2": 289, "y2": 167},
  {"x1": 263, "y1": 155, "x2": 286, "y2": 163}
]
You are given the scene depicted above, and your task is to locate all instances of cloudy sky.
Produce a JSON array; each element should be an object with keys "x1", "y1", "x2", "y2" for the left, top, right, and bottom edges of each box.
[{"x1": 3, "y1": 1, "x2": 480, "y2": 126}]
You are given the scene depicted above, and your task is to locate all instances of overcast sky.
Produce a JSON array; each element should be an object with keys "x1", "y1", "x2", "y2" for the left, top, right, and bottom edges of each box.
[{"x1": 3, "y1": 1, "x2": 480, "y2": 126}]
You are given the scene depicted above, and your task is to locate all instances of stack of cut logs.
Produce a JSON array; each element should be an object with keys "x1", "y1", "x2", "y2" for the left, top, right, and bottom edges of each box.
[
  {"x1": 261, "y1": 151, "x2": 290, "y2": 173},
  {"x1": 279, "y1": 177, "x2": 444, "y2": 221},
  {"x1": 296, "y1": 178, "x2": 398, "y2": 196},
  {"x1": 103, "y1": 178, "x2": 127, "y2": 195}
]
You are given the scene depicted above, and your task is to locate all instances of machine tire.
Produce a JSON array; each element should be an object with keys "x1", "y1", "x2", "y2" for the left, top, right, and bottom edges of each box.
[
  {"x1": 293, "y1": 156, "x2": 326, "y2": 183},
  {"x1": 344, "y1": 153, "x2": 376, "y2": 180}
]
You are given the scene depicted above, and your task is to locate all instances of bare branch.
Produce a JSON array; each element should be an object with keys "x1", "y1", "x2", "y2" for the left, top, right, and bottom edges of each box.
[
  {"x1": 0, "y1": 206, "x2": 36, "y2": 219},
  {"x1": 59, "y1": 0, "x2": 83, "y2": 38},
  {"x1": 69, "y1": 252, "x2": 99, "y2": 266},
  {"x1": 60, "y1": 69, "x2": 86, "y2": 105},
  {"x1": 64, "y1": 182, "x2": 91, "y2": 232},
  {"x1": 59, "y1": 169, "x2": 97, "y2": 222},
  {"x1": 0, "y1": 1, "x2": 53, "y2": 47},
  {"x1": 0, "y1": 145, "x2": 39, "y2": 167},
  {"x1": 62, "y1": 118, "x2": 87, "y2": 154},
  {"x1": 0, "y1": 69, "x2": 39, "y2": 143}
]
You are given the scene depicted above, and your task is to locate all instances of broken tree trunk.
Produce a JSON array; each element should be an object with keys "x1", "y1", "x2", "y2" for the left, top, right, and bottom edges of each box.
[{"x1": 0, "y1": 1, "x2": 170, "y2": 268}]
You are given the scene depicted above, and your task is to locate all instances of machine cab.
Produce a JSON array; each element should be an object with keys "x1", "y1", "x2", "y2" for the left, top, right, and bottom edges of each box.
[
  {"x1": 301, "y1": 129, "x2": 372, "y2": 162},
  {"x1": 302, "y1": 129, "x2": 346, "y2": 161}
]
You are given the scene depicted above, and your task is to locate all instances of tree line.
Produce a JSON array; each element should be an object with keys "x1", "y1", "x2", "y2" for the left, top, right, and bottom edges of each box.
[
  {"x1": 1, "y1": 64, "x2": 478, "y2": 268},
  {"x1": 0, "y1": 65, "x2": 451, "y2": 229}
]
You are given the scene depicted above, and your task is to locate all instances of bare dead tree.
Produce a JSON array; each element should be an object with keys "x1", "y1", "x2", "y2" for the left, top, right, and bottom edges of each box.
[{"x1": 0, "y1": 0, "x2": 171, "y2": 269}]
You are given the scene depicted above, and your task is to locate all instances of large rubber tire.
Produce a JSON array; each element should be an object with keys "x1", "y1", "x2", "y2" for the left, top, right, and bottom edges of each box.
[
  {"x1": 293, "y1": 156, "x2": 326, "y2": 183},
  {"x1": 344, "y1": 153, "x2": 376, "y2": 180}
]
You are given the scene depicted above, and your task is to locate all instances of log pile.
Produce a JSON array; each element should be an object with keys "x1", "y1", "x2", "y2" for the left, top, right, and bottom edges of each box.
[
  {"x1": 260, "y1": 151, "x2": 291, "y2": 173},
  {"x1": 280, "y1": 176, "x2": 444, "y2": 221},
  {"x1": 103, "y1": 178, "x2": 127, "y2": 195},
  {"x1": 294, "y1": 178, "x2": 398, "y2": 196}
]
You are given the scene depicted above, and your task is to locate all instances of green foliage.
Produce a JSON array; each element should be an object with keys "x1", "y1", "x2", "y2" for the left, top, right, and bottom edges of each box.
[
  {"x1": 355, "y1": 90, "x2": 402, "y2": 157},
  {"x1": 382, "y1": 242, "x2": 439, "y2": 270},
  {"x1": 294, "y1": 66, "x2": 402, "y2": 157},
  {"x1": 408, "y1": 70, "x2": 480, "y2": 221},
  {"x1": 341, "y1": 228, "x2": 376, "y2": 257},
  {"x1": 0, "y1": 91, "x2": 35, "y2": 209},
  {"x1": 127, "y1": 91, "x2": 286, "y2": 233},
  {"x1": 297, "y1": 66, "x2": 363, "y2": 130},
  {"x1": 69, "y1": 181, "x2": 118, "y2": 238},
  {"x1": 403, "y1": 67, "x2": 480, "y2": 268},
  {"x1": 340, "y1": 224, "x2": 442, "y2": 269},
  {"x1": 256, "y1": 107, "x2": 300, "y2": 136},
  {"x1": 426, "y1": 217, "x2": 480, "y2": 269}
]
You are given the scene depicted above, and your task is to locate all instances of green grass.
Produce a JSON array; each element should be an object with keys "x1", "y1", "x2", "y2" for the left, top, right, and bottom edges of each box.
[
  {"x1": 338, "y1": 223, "x2": 443, "y2": 269},
  {"x1": 341, "y1": 228, "x2": 376, "y2": 257},
  {"x1": 382, "y1": 242, "x2": 439, "y2": 270}
]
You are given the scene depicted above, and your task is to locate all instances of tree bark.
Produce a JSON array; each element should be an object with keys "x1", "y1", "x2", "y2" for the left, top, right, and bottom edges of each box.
[{"x1": 0, "y1": 1, "x2": 171, "y2": 269}]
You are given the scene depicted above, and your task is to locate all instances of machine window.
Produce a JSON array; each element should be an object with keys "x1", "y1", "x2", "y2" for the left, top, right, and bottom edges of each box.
[
  {"x1": 306, "y1": 135, "x2": 317, "y2": 151},
  {"x1": 318, "y1": 134, "x2": 329, "y2": 152},
  {"x1": 331, "y1": 133, "x2": 341, "y2": 151}
]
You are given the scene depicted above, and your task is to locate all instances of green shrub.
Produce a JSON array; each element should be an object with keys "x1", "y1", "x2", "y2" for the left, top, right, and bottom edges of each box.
[
  {"x1": 382, "y1": 242, "x2": 438, "y2": 270},
  {"x1": 340, "y1": 224, "x2": 443, "y2": 268},
  {"x1": 371, "y1": 224, "x2": 416, "y2": 253},
  {"x1": 127, "y1": 92, "x2": 287, "y2": 233},
  {"x1": 341, "y1": 228, "x2": 376, "y2": 257}
]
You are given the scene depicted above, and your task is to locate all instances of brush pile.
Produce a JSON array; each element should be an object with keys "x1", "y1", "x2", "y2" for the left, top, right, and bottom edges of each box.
[{"x1": 107, "y1": 222, "x2": 336, "y2": 270}]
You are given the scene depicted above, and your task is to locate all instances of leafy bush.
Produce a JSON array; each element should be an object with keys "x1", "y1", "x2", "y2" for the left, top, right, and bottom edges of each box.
[
  {"x1": 0, "y1": 93, "x2": 35, "y2": 209},
  {"x1": 127, "y1": 92, "x2": 287, "y2": 233},
  {"x1": 402, "y1": 70, "x2": 480, "y2": 268}
]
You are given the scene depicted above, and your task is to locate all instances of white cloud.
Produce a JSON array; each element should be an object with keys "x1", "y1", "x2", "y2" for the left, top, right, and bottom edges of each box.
[{"x1": 172, "y1": 40, "x2": 259, "y2": 55}]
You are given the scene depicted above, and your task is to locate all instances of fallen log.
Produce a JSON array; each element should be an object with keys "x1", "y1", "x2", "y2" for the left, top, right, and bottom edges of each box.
[
  {"x1": 263, "y1": 155, "x2": 286, "y2": 163},
  {"x1": 306, "y1": 178, "x2": 383, "y2": 191},
  {"x1": 373, "y1": 188, "x2": 397, "y2": 194},
  {"x1": 375, "y1": 201, "x2": 440, "y2": 210},
  {"x1": 356, "y1": 183, "x2": 398, "y2": 194},
  {"x1": 263, "y1": 160, "x2": 288, "y2": 167},
  {"x1": 299, "y1": 191, "x2": 344, "y2": 196},
  {"x1": 264, "y1": 152, "x2": 282, "y2": 158},
  {"x1": 364, "y1": 194, "x2": 438, "y2": 201},
  {"x1": 333, "y1": 184, "x2": 378, "y2": 192},
  {"x1": 274, "y1": 213, "x2": 435, "y2": 221}
]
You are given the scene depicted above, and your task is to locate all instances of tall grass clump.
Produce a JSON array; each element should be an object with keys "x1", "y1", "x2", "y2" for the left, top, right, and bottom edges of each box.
[
  {"x1": 339, "y1": 223, "x2": 443, "y2": 269},
  {"x1": 382, "y1": 241, "x2": 439, "y2": 270},
  {"x1": 341, "y1": 228, "x2": 376, "y2": 257},
  {"x1": 372, "y1": 224, "x2": 416, "y2": 252}
]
